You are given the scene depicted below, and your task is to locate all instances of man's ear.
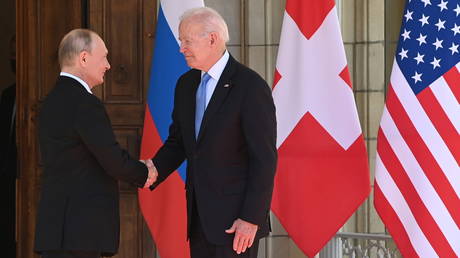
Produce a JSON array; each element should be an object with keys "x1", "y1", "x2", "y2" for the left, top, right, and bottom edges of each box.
[
  {"x1": 79, "y1": 51, "x2": 88, "y2": 66},
  {"x1": 210, "y1": 32, "x2": 218, "y2": 46}
]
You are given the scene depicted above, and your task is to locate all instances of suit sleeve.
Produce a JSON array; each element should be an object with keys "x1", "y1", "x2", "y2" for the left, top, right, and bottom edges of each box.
[
  {"x1": 74, "y1": 96, "x2": 148, "y2": 187},
  {"x1": 150, "y1": 81, "x2": 187, "y2": 189},
  {"x1": 239, "y1": 74, "x2": 278, "y2": 227}
]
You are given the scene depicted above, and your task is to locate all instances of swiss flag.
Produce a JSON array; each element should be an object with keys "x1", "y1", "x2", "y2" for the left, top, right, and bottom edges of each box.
[{"x1": 271, "y1": 0, "x2": 371, "y2": 257}]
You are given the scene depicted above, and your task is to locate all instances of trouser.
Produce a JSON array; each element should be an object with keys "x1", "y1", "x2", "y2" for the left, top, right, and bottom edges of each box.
[
  {"x1": 190, "y1": 198, "x2": 259, "y2": 258},
  {"x1": 41, "y1": 250, "x2": 101, "y2": 258}
]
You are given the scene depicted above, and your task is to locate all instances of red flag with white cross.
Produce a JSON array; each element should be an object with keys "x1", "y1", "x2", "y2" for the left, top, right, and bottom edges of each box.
[{"x1": 271, "y1": 0, "x2": 371, "y2": 256}]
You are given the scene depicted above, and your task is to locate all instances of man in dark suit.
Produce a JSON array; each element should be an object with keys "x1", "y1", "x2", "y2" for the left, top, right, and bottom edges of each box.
[
  {"x1": 0, "y1": 34, "x2": 17, "y2": 258},
  {"x1": 34, "y1": 29, "x2": 157, "y2": 258},
  {"x1": 0, "y1": 83, "x2": 16, "y2": 258},
  {"x1": 148, "y1": 7, "x2": 277, "y2": 258}
]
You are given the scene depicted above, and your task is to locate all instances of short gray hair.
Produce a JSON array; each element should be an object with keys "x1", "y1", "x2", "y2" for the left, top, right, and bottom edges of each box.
[
  {"x1": 58, "y1": 29, "x2": 96, "y2": 68},
  {"x1": 180, "y1": 7, "x2": 230, "y2": 43}
]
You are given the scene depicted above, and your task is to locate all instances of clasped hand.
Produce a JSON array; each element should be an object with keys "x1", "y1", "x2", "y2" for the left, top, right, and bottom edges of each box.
[{"x1": 140, "y1": 159, "x2": 158, "y2": 188}]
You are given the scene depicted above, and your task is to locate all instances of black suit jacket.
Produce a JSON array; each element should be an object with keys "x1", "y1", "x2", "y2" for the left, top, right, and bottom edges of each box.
[
  {"x1": 0, "y1": 84, "x2": 16, "y2": 177},
  {"x1": 34, "y1": 76, "x2": 148, "y2": 256},
  {"x1": 0, "y1": 84, "x2": 17, "y2": 257},
  {"x1": 152, "y1": 55, "x2": 277, "y2": 245}
]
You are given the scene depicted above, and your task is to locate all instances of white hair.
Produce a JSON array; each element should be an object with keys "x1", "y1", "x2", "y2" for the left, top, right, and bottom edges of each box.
[
  {"x1": 180, "y1": 7, "x2": 230, "y2": 43},
  {"x1": 58, "y1": 29, "x2": 96, "y2": 68}
]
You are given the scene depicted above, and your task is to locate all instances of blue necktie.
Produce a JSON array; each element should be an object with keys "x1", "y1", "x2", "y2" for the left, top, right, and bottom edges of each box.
[{"x1": 195, "y1": 73, "x2": 211, "y2": 139}]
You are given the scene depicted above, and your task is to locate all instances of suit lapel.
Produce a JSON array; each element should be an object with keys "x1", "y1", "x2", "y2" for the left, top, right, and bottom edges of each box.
[
  {"x1": 184, "y1": 70, "x2": 201, "y2": 147},
  {"x1": 196, "y1": 55, "x2": 237, "y2": 142}
]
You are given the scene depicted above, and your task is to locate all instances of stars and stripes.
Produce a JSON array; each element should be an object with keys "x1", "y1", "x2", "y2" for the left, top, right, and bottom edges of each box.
[
  {"x1": 374, "y1": 0, "x2": 460, "y2": 257},
  {"x1": 396, "y1": 0, "x2": 460, "y2": 93}
]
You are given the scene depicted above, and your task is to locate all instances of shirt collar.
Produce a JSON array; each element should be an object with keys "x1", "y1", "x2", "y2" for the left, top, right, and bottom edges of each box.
[
  {"x1": 60, "y1": 72, "x2": 93, "y2": 94},
  {"x1": 203, "y1": 50, "x2": 229, "y2": 81}
]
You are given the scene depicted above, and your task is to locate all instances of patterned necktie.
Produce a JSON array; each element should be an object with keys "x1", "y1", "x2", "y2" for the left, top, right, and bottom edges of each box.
[{"x1": 195, "y1": 73, "x2": 211, "y2": 139}]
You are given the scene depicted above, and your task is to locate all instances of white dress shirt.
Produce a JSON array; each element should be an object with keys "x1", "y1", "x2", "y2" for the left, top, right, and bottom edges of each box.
[{"x1": 202, "y1": 50, "x2": 229, "y2": 107}]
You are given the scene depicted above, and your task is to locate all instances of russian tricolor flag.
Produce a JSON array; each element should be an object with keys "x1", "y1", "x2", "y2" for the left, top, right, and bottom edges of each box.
[{"x1": 139, "y1": 1, "x2": 203, "y2": 257}]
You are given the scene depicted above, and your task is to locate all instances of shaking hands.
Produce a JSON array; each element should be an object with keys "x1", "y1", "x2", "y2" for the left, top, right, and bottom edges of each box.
[{"x1": 140, "y1": 159, "x2": 158, "y2": 188}]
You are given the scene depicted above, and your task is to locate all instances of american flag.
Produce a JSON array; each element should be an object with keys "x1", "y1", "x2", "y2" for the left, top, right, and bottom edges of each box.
[{"x1": 374, "y1": 0, "x2": 460, "y2": 257}]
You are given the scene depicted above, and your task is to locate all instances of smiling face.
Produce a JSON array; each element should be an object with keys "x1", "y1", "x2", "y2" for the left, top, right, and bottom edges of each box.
[
  {"x1": 178, "y1": 20, "x2": 217, "y2": 71},
  {"x1": 82, "y1": 36, "x2": 111, "y2": 88}
]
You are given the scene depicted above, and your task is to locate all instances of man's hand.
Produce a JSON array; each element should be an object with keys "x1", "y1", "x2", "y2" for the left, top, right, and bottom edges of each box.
[
  {"x1": 225, "y1": 218, "x2": 258, "y2": 254},
  {"x1": 140, "y1": 159, "x2": 157, "y2": 188}
]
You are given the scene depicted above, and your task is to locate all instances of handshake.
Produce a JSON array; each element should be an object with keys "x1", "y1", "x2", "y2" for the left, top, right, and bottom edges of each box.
[{"x1": 140, "y1": 159, "x2": 158, "y2": 188}]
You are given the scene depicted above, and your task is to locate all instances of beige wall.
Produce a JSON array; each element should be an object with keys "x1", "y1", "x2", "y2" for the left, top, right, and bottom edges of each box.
[{"x1": 205, "y1": 0, "x2": 406, "y2": 257}]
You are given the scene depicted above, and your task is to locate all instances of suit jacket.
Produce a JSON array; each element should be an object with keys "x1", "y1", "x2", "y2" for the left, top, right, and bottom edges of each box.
[
  {"x1": 34, "y1": 76, "x2": 148, "y2": 256},
  {"x1": 0, "y1": 84, "x2": 17, "y2": 256},
  {"x1": 0, "y1": 84, "x2": 16, "y2": 177},
  {"x1": 152, "y1": 55, "x2": 277, "y2": 245}
]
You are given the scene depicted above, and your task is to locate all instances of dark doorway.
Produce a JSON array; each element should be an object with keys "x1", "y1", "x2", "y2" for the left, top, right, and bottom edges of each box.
[
  {"x1": 0, "y1": 0, "x2": 16, "y2": 257},
  {"x1": 16, "y1": 0, "x2": 157, "y2": 257}
]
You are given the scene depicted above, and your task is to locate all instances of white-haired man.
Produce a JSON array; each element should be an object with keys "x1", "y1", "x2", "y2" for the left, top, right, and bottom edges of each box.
[
  {"x1": 149, "y1": 7, "x2": 277, "y2": 258},
  {"x1": 34, "y1": 29, "x2": 157, "y2": 258}
]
